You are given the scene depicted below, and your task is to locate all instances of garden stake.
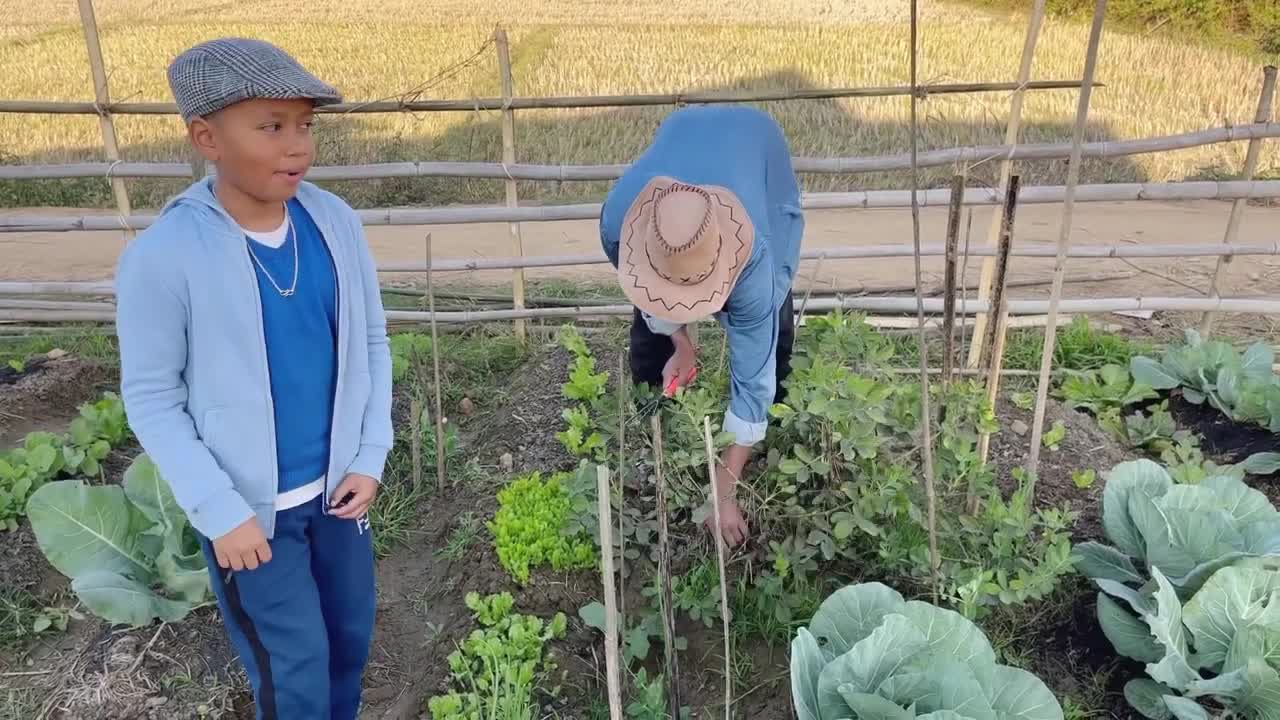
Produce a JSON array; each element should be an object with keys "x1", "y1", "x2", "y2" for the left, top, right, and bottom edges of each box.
[
  {"x1": 617, "y1": 351, "x2": 627, "y2": 634},
  {"x1": 941, "y1": 174, "x2": 965, "y2": 388},
  {"x1": 702, "y1": 416, "x2": 733, "y2": 720},
  {"x1": 595, "y1": 464, "x2": 623, "y2": 720},
  {"x1": 1027, "y1": 0, "x2": 1108, "y2": 494},
  {"x1": 410, "y1": 396, "x2": 423, "y2": 489},
  {"x1": 973, "y1": 174, "x2": 1022, "y2": 508},
  {"x1": 908, "y1": 0, "x2": 942, "y2": 600},
  {"x1": 650, "y1": 415, "x2": 682, "y2": 718},
  {"x1": 425, "y1": 233, "x2": 447, "y2": 491},
  {"x1": 796, "y1": 253, "x2": 826, "y2": 323}
]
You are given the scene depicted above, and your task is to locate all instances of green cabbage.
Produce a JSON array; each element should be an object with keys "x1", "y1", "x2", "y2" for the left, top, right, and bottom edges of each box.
[{"x1": 791, "y1": 582, "x2": 1062, "y2": 720}]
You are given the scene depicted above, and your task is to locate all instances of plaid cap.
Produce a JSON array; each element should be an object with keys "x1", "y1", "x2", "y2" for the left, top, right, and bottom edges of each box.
[{"x1": 167, "y1": 38, "x2": 342, "y2": 123}]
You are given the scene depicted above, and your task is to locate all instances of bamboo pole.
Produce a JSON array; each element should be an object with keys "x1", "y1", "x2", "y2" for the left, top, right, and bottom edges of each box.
[
  {"x1": 651, "y1": 415, "x2": 682, "y2": 720},
  {"x1": 9, "y1": 123, "x2": 1277, "y2": 181},
  {"x1": 595, "y1": 464, "x2": 624, "y2": 720},
  {"x1": 11, "y1": 179, "x2": 1280, "y2": 233},
  {"x1": 796, "y1": 254, "x2": 827, "y2": 322},
  {"x1": 967, "y1": 0, "x2": 1048, "y2": 368},
  {"x1": 971, "y1": 176, "x2": 1021, "y2": 512},
  {"x1": 1026, "y1": 0, "x2": 1108, "y2": 488},
  {"x1": 616, "y1": 351, "x2": 627, "y2": 638},
  {"x1": 1200, "y1": 65, "x2": 1277, "y2": 338},
  {"x1": 909, "y1": 0, "x2": 942, "y2": 601},
  {"x1": 494, "y1": 30, "x2": 528, "y2": 344},
  {"x1": 0, "y1": 80, "x2": 1088, "y2": 117},
  {"x1": 9, "y1": 295, "x2": 1280, "y2": 326},
  {"x1": 76, "y1": 0, "x2": 133, "y2": 242},
  {"x1": 701, "y1": 417, "x2": 733, "y2": 720},
  {"x1": 941, "y1": 175, "x2": 965, "y2": 386},
  {"x1": 425, "y1": 234, "x2": 447, "y2": 492}
]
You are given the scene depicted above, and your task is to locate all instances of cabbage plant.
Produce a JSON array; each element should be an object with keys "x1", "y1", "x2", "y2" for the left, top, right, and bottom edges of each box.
[
  {"x1": 26, "y1": 454, "x2": 210, "y2": 626},
  {"x1": 1073, "y1": 459, "x2": 1280, "y2": 602},
  {"x1": 790, "y1": 582, "x2": 1062, "y2": 720},
  {"x1": 1101, "y1": 561, "x2": 1280, "y2": 720}
]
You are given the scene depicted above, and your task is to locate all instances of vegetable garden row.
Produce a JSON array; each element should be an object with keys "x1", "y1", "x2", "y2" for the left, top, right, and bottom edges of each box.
[{"x1": 2, "y1": 312, "x2": 1278, "y2": 719}]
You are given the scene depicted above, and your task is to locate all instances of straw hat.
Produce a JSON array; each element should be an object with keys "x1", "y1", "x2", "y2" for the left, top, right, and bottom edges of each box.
[{"x1": 617, "y1": 176, "x2": 754, "y2": 324}]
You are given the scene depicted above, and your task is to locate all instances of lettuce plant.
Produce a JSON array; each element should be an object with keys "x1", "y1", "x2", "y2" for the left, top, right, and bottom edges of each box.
[
  {"x1": 790, "y1": 582, "x2": 1063, "y2": 720},
  {"x1": 1073, "y1": 460, "x2": 1280, "y2": 602},
  {"x1": 25, "y1": 454, "x2": 210, "y2": 626},
  {"x1": 1100, "y1": 562, "x2": 1280, "y2": 720}
]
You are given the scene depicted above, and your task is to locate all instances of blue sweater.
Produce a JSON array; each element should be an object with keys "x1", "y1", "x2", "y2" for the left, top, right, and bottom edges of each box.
[
  {"x1": 247, "y1": 200, "x2": 338, "y2": 493},
  {"x1": 600, "y1": 106, "x2": 805, "y2": 446}
]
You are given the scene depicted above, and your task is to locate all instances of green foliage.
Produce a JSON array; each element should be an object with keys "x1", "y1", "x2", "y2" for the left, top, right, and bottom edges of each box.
[
  {"x1": 554, "y1": 327, "x2": 612, "y2": 463},
  {"x1": 1006, "y1": 317, "x2": 1153, "y2": 373},
  {"x1": 1131, "y1": 331, "x2": 1280, "y2": 432},
  {"x1": 1098, "y1": 400, "x2": 1183, "y2": 453},
  {"x1": 489, "y1": 471, "x2": 596, "y2": 584},
  {"x1": 1074, "y1": 459, "x2": 1280, "y2": 605},
  {"x1": 427, "y1": 592, "x2": 567, "y2": 720},
  {"x1": 1072, "y1": 469, "x2": 1097, "y2": 489},
  {"x1": 25, "y1": 455, "x2": 210, "y2": 626},
  {"x1": 790, "y1": 582, "x2": 1063, "y2": 720},
  {"x1": 1059, "y1": 364, "x2": 1159, "y2": 414},
  {"x1": 624, "y1": 669, "x2": 689, "y2": 720},
  {"x1": 578, "y1": 600, "x2": 687, "y2": 666},
  {"x1": 390, "y1": 333, "x2": 434, "y2": 384},
  {"x1": 0, "y1": 391, "x2": 130, "y2": 530},
  {"x1": 1100, "y1": 562, "x2": 1280, "y2": 720},
  {"x1": 1042, "y1": 420, "x2": 1067, "y2": 451},
  {"x1": 0, "y1": 588, "x2": 80, "y2": 649}
]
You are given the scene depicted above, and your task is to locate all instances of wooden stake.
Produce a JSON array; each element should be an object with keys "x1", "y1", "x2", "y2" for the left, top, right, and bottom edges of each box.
[
  {"x1": 967, "y1": 0, "x2": 1048, "y2": 368},
  {"x1": 596, "y1": 465, "x2": 623, "y2": 720},
  {"x1": 651, "y1": 415, "x2": 682, "y2": 719},
  {"x1": 76, "y1": 0, "x2": 133, "y2": 241},
  {"x1": 1026, "y1": 0, "x2": 1108, "y2": 489},
  {"x1": 796, "y1": 253, "x2": 827, "y2": 321},
  {"x1": 410, "y1": 396, "x2": 423, "y2": 489},
  {"x1": 616, "y1": 351, "x2": 628, "y2": 634},
  {"x1": 941, "y1": 174, "x2": 965, "y2": 387},
  {"x1": 495, "y1": 29, "x2": 527, "y2": 344},
  {"x1": 425, "y1": 233, "x2": 447, "y2": 491},
  {"x1": 702, "y1": 417, "x2": 733, "y2": 720},
  {"x1": 1200, "y1": 65, "x2": 1277, "y2": 338},
  {"x1": 971, "y1": 175, "x2": 1021, "y2": 512},
  {"x1": 908, "y1": 0, "x2": 942, "y2": 600}
]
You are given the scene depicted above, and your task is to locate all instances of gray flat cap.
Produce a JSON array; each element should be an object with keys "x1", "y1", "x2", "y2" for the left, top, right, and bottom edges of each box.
[{"x1": 167, "y1": 38, "x2": 342, "y2": 122}]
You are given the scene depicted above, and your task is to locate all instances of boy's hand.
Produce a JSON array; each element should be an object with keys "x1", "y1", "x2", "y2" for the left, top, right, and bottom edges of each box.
[
  {"x1": 212, "y1": 517, "x2": 272, "y2": 571},
  {"x1": 330, "y1": 473, "x2": 378, "y2": 519}
]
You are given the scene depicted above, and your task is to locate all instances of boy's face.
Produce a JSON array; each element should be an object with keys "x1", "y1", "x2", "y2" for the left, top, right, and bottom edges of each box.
[{"x1": 190, "y1": 98, "x2": 316, "y2": 205}]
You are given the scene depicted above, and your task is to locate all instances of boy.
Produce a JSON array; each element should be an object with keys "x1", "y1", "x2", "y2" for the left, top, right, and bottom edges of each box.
[
  {"x1": 115, "y1": 38, "x2": 393, "y2": 720},
  {"x1": 599, "y1": 105, "x2": 804, "y2": 548}
]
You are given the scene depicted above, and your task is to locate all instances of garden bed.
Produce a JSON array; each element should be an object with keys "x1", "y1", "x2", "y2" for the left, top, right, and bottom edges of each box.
[{"x1": 0, "y1": 319, "x2": 1277, "y2": 720}]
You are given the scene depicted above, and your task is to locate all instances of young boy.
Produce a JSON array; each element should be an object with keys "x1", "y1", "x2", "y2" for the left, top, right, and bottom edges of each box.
[{"x1": 115, "y1": 38, "x2": 393, "y2": 720}]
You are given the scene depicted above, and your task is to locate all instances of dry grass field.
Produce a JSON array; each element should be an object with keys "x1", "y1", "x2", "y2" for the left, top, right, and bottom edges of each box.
[{"x1": 0, "y1": 0, "x2": 1276, "y2": 209}]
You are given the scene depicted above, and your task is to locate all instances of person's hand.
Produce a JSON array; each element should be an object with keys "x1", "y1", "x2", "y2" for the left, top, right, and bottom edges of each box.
[
  {"x1": 705, "y1": 496, "x2": 750, "y2": 547},
  {"x1": 662, "y1": 343, "x2": 698, "y2": 397},
  {"x1": 330, "y1": 473, "x2": 378, "y2": 519},
  {"x1": 212, "y1": 517, "x2": 272, "y2": 571}
]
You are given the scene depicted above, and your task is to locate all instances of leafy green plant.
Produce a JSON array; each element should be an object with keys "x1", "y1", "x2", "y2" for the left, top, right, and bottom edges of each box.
[
  {"x1": 1042, "y1": 420, "x2": 1067, "y2": 451},
  {"x1": 1098, "y1": 401, "x2": 1181, "y2": 453},
  {"x1": 390, "y1": 333, "x2": 433, "y2": 383},
  {"x1": 625, "y1": 669, "x2": 689, "y2": 720},
  {"x1": 1131, "y1": 331, "x2": 1280, "y2": 432},
  {"x1": 427, "y1": 592, "x2": 567, "y2": 720},
  {"x1": 489, "y1": 471, "x2": 596, "y2": 584},
  {"x1": 1098, "y1": 561, "x2": 1280, "y2": 720},
  {"x1": 25, "y1": 454, "x2": 211, "y2": 626},
  {"x1": 1073, "y1": 459, "x2": 1280, "y2": 603},
  {"x1": 1011, "y1": 390, "x2": 1036, "y2": 411},
  {"x1": 1059, "y1": 363, "x2": 1158, "y2": 414},
  {"x1": 578, "y1": 601, "x2": 687, "y2": 666},
  {"x1": 554, "y1": 327, "x2": 612, "y2": 462},
  {"x1": 791, "y1": 582, "x2": 1064, "y2": 720},
  {"x1": 1072, "y1": 469, "x2": 1097, "y2": 489},
  {"x1": 1006, "y1": 317, "x2": 1152, "y2": 372}
]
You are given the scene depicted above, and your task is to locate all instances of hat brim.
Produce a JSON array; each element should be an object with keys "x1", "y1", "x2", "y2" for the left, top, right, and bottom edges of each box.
[{"x1": 617, "y1": 176, "x2": 754, "y2": 325}]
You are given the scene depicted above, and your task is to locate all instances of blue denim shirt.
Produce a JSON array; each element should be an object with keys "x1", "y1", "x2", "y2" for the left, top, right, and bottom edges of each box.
[{"x1": 600, "y1": 106, "x2": 804, "y2": 446}]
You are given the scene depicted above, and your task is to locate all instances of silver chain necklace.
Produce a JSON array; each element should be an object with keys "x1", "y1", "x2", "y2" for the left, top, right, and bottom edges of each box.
[{"x1": 245, "y1": 205, "x2": 300, "y2": 298}]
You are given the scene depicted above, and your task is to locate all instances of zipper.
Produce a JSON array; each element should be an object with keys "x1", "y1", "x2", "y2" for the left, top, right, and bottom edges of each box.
[
  {"x1": 307, "y1": 198, "x2": 347, "y2": 518},
  {"x1": 239, "y1": 226, "x2": 281, "y2": 538}
]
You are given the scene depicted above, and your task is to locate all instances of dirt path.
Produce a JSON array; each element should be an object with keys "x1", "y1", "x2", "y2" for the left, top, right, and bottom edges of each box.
[{"x1": 3, "y1": 201, "x2": 1279, "y2": 313}]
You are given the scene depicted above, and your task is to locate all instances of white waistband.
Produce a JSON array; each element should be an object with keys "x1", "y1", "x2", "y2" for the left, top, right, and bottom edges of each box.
[{"x1": 276, "y1": 477, "x2": 325, "y2": 511}]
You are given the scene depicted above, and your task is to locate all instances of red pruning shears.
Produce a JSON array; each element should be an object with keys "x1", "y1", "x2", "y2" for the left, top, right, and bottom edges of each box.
[{"x1": 664, "y1": 366, "x2": 698, "y2": 398}]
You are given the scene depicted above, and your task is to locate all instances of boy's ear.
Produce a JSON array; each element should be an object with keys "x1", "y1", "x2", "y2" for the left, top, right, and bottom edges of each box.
[{"x1": 188, "y1": 117, "x2": 219, "y2": 163}]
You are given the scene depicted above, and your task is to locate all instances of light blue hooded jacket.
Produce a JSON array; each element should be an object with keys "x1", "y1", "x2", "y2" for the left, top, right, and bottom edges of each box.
[{"x1": 115, "y1": 178, "x2": 393, "y2": 540}]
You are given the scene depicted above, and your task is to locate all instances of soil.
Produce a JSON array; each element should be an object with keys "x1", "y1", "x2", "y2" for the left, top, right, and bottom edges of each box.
[
  {"x1": 0, "y1": 330, "x2": 1275, "y2": 720},
  {"x1": 1168, "y1": 393, "x2": 1279, "y2": 462}
]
